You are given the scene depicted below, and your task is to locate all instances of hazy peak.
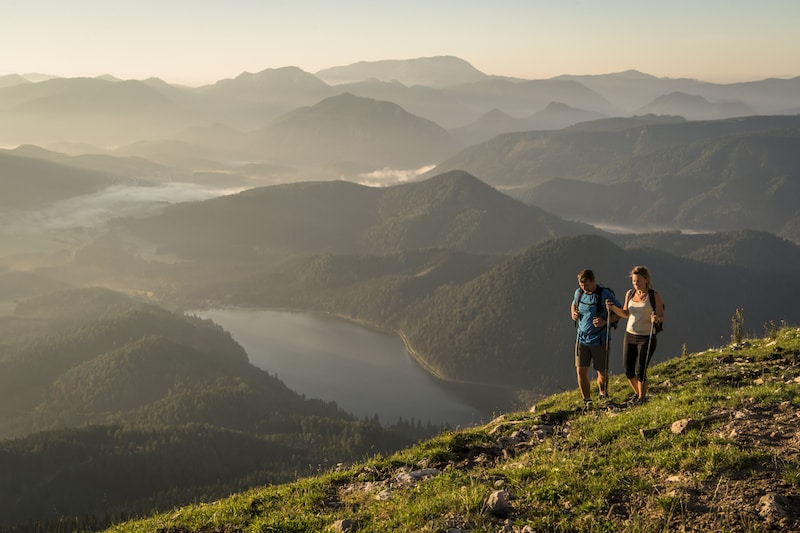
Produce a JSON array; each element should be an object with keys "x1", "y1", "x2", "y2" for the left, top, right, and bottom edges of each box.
[
  {"x1": 299, "y1": 92, "x2": 396, "y2": 114},
  {"x1": 542, "y1": 101, "x2": 578, "y2": 112},
  {"x1": 315, "y1": 56, "x2": 487, "y2": 88},
  {"x1": 609, "y1": 69, "x2": 658, "y2": 79},
  {"x1": 236, "y1": 66, "x2": 323, "y2": 84},
  {"x1": 0, "y1": 73, "x2": 33, "y2": 88},
  {"x1": 650, "y1": 91, "x2": 710, "y2": 104}
]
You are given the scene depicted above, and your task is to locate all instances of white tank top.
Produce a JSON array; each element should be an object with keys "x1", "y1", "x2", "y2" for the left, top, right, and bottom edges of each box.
[{"x1": 626, "y1": 294, "x2": 653, "y2": 335}]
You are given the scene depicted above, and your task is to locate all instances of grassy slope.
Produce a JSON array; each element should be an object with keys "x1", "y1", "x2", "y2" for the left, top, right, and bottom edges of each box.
[{"x1": 106, "y1": 327, "x2": 800, "y2": 532}]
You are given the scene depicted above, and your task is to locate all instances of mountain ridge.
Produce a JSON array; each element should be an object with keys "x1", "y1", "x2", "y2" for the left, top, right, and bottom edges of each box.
[
  {"x1": 106, "y1": 170, "x2": 600, "y2": 264},
  {"x1": 431, "y1": 115, "x2": 800, "y2": 242}
]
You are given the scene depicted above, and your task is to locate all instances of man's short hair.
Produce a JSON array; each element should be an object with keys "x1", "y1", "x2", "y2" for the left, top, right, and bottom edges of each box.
[{"x1": 577, "y1": 269, "x2": 595, "y2": 283}]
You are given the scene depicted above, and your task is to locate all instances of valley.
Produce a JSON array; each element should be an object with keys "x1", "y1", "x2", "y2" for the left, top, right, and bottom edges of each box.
[{"x1": 192, "y1": 307, "x2": 492, "y2": 427}]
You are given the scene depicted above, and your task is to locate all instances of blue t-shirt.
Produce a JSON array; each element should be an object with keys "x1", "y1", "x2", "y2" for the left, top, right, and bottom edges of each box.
[{"x1": 574, "y1": 286, "x2": 622, "y2": 346}]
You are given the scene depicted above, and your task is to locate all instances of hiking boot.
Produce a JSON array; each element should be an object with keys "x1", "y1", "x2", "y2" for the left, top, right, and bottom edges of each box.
[
  {"x1": 582, "y1": 398, "x2": 593, "y2": 410},
  {"x1": 598, "y1": 393, "x2": 608, "y2": 403}
]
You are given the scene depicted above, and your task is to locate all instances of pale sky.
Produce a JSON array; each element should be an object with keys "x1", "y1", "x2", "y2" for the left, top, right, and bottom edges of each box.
[{"x1": 1, "y1": 0, "x2": 797, "y2": 86}]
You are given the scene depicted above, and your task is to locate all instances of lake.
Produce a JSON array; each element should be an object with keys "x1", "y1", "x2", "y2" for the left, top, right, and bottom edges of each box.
[{"x1": 193, "y1": 308, "x2": 516, "y2": 428}]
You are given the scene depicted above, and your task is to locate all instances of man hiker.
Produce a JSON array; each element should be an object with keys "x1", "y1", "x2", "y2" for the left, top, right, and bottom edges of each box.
[{"x1": 570, "y1": 269, "x2": 622, "y2": 407}]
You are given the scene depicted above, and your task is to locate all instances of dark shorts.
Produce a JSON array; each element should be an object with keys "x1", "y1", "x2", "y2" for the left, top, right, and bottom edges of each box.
[{"x1": 576, "y1": 343, "x2": 608, "y2": 372}]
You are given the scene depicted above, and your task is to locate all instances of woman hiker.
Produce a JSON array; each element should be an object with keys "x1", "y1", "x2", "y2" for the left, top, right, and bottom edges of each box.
[{"x1": 606, "y1": 265, "x2": 665, "y2": 404}]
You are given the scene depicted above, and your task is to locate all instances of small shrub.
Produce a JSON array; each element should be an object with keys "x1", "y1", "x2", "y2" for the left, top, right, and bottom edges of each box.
[
  {"x1": 731, "y1": 308, "x2": 744, "y2": 344},
  {"x1": 781, "y1": 466, "x2": 800, "y2": 486},
  {"x1": 656, "y1": 494, "x2": 682, "y2": 515}
]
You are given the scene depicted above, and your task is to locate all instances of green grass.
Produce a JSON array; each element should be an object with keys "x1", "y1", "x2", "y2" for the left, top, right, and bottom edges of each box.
[{"x1": 105, "y1": 327, "x2": 800, "y2": 532}]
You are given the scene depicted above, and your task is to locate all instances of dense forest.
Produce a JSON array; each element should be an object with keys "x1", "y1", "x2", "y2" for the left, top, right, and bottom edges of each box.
[{"x1": 0, "y1": 288, "x2": 443, "y2": 530}]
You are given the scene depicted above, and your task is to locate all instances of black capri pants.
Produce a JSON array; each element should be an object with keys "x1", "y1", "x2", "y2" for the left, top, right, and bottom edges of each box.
[{"x1": 622, "y1": 331, "x2": 657, "y2": 382}]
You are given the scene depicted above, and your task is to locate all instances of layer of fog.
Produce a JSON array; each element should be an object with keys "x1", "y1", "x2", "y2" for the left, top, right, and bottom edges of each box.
[
  {"x1": 12, "y1": 182, "x2": 245, "y2": 231},
  {"x1": 21, "y1": 166, "x2": 435, "y2": 233},
  {"x1": 593, "y1": 222, "x2": 713, "y2": 235},
  {"x1": 355, "y1": 165, "x2": 436, "y2": 187}
]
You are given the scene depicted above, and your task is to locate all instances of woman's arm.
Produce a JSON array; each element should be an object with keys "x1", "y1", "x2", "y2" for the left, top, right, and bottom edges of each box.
[{"x1": 607, "y1": 290, "x2": 630, "y2": 319}]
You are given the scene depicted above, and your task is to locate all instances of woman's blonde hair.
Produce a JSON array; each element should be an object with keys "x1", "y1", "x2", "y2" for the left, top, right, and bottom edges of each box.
[{"x1": 630, "y1": 265, "x2": 651, "y2": 288}]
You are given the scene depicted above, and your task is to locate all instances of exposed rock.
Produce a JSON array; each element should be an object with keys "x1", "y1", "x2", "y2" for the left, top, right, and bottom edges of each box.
[
  {"x1": 497, "y1": 435, "x2": 520, "y2": 448},
  {"x1": 758, "y1": 493, "x2": 790, "y2": 520},
  {"x1": 486, "y1": 489, "x2": 514, "y2": 516},
  {"x1": 671, "y1": 417, "x2": 698, "y2": 434},
  {"x1": 395, "y1": 468, "x2": 440, "y2": 484},
  {"x1": 498, "y1": 518, "x2": 515, "y2": 531},
  {"x1": 667, "y1": 412, "x2": 731, "y2": 435},
  {"x1": 331, "y1": 518, "x2": 354, "y2": 532}
]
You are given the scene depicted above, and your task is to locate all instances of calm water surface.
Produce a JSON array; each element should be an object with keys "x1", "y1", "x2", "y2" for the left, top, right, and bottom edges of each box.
[{"x1": 194, "y1": 309, "x2": 500, "y2": 428}]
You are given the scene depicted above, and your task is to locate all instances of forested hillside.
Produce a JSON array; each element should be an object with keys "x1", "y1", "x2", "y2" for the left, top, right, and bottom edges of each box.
[
  {"x1": 429, "y1": 116, "x2": 800, "y2": 243},
  {"x1": 432, "y1": 115, "x2": 800, "y2": 187},
  {"x1": 0, "y1": 287, "x2": 439, "y2": 530},
  {"x1": 104, "y1": 170, "x2": 598, "y2": 262},
  {"x1": 154, "y1": 229, "x2": 800, "y2": 395},
  {"x1": 0, "y1": 149, "x2": 126, "y2": 208}
]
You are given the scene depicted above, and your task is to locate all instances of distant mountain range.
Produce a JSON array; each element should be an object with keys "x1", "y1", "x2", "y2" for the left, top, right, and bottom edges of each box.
[
  {"x1": 450, "y1": 102, "x2": 609, "y2": 146},
  {"x1": 1, "y1": 56, "x2": 798, "y2": 181},
  {"x1": 634, "y1": 91, "x2": 753, "y2": 119},
  {"x1": 8, "y1": 110, "x2": 797, "y2": 247},
  {"x1": 431, "y1": 115, "x2": 800, "y2": 243}
]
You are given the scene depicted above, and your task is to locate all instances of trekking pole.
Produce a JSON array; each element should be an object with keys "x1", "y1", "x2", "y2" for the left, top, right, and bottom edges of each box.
[
  {"x1": 604, "y1": 314, "x2": 610, "y2": 397},
  {"x1": 643, "y1": 319, "x2": 655, "y2": 382},
  {"x1": 574, "y1": 314, "x2": 579, "y2": 386}
]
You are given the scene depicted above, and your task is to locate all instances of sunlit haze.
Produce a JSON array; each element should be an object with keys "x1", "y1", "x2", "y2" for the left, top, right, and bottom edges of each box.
[{"x1": 2, "y1": 0, "x2": 798, "y2": 85}]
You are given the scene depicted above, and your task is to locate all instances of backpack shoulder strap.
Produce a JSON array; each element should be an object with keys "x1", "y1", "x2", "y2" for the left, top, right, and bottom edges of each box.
[
  {"x1": 595, "y1": 285, "x2": 605, "y2": 316},
  {"x1": 648, "y1": 289, "x2": 656, "y2": 310}
]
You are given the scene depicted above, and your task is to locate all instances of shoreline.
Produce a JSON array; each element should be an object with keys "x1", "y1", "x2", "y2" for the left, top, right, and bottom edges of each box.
[
  {"x1": 190, "y1": 305, "x2": 533, "y2": 418},
  {"x1": 192, "y1": 305, "x2": 520, "y2": 391}
]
